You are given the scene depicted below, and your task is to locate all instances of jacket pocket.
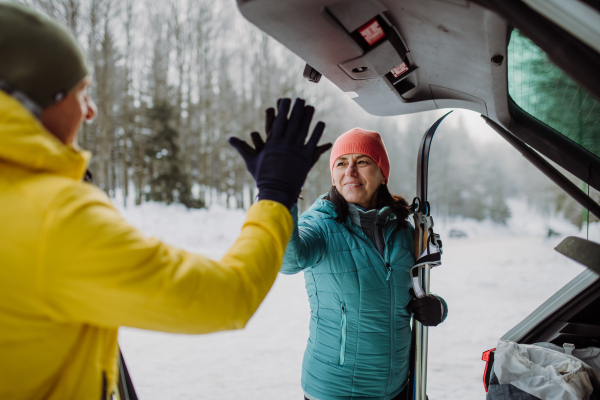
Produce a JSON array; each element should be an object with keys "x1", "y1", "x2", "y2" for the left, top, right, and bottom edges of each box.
[{"x1": 339, "y1": 302, "x2": 347, "y2": 366}]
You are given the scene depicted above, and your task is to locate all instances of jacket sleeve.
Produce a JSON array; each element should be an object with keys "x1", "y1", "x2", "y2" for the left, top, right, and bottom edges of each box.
[
  {"x1": 38, "y1": 184, "x2": 293, "y2": 334},
  {"x1": 279, "y1": 205, "x2": 327, "y2": 275}
]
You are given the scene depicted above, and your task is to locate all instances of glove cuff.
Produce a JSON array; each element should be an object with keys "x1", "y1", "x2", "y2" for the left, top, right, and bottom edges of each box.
[
  {"x1": 257, "y1": 188, "x2": 297, "y2": 209},
  {"x1": 431, "y1": 294, "x2": 445, "y2": 324}
]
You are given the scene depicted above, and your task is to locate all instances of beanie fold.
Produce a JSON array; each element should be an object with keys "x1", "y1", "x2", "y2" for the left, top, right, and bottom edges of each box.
[{"x1": 330, "y1": 128, "x2": 391, "y2": 183}]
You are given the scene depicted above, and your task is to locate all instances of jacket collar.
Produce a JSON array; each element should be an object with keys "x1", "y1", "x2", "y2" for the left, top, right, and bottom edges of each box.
[
  {"x1": 0, "y1": 91, "x2": 90, "y2": 180},
  {"x1": 347, "y1": 203, "x2": 395, "y2": 227},
  {"x1": 310, "y1": 194, "x2": 397, "y2": 228}
]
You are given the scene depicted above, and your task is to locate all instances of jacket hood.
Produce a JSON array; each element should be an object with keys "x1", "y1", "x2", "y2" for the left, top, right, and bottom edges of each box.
[
  {"x1": 307, "y1": 194, "x2": 338, "y2": 218},
  {"x1": 0, "y1": 91, "x2": 90, "y2": 180}
]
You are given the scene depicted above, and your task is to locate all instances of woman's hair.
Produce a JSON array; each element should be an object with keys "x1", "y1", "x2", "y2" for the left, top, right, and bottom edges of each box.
[{"x1": 323, "y1": 185, "x2": 411, "y2": 230}]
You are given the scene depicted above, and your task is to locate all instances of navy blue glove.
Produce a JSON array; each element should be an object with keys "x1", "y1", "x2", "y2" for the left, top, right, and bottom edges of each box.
[
  {"x1": 407, "y1": 289, "x2": 446, "y2": 327},
  {"x1": 229, "y1": 98, "x2": 332, "y2": 209}
]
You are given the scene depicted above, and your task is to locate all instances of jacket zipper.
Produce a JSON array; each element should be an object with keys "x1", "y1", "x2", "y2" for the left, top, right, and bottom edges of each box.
[
  {"x1": 340, "y1": 303, "x2": 347, "y2": 366},
  {"x1": 373, "y1": 212, "x2": 396, "y2": 396},
  {"x1": 379, "y1": 210, "x2": 395, "y2": 397},
  {"x1": 349, "y1": 211, "x2": 396, "y2": 395},
  {"x1": 386, "y1": 260, "x2": 395, "y2": 397},
  {"x1": 385, "y1": 263, "x2": 393, "y2": 281}
]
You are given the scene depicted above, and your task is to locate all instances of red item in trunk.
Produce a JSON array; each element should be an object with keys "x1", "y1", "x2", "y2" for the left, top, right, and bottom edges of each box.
[{"x1": 482, "y1": 348, "x2": 496, "y2": 393}]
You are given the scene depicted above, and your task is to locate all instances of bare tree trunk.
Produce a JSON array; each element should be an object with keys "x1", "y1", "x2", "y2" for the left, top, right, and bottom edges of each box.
[{"x1": 121, "y1": 0, "x2": 135, "y2": 206}]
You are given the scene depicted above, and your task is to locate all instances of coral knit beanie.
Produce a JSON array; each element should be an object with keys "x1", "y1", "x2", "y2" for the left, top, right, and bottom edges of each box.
[{"x1": 330, "y1": 128, "x2": 390, "y2": 184}]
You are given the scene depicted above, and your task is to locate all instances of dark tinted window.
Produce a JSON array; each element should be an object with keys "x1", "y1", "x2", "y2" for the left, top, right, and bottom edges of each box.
[{"x1": 508, "y1": 29, "x2": 600, "y2": 157}]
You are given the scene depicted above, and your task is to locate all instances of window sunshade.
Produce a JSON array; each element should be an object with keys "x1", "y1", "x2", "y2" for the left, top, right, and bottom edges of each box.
[{"x1": 508, "y1": 30, "x2": 600, "y2": 158}]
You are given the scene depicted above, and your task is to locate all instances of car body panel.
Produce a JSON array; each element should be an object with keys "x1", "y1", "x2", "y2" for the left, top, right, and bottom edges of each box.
[
  {"x1": 521, "y1": 0, "x2": 600, "y2": 55},
  {"x1": 501, "y1": 269, "x2": 600, "y2": 345},
  {"x1": 237, "y1": 0, "x2": 509, "y2": 121}
]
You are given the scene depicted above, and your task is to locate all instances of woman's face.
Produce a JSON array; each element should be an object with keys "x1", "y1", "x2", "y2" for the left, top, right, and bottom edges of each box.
[{"x1": 332, "y1": 153, "x2": 385, "y2": 209}]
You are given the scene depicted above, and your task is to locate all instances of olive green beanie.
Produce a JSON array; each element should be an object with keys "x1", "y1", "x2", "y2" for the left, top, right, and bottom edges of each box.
[{"x1": 0, "y1": 3, "x2": 90, "y2": 109}]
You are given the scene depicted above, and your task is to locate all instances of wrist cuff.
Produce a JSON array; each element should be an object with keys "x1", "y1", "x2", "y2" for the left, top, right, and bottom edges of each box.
[{"x1": 258, "y1": 189, "x2": 296, "y2": 209}]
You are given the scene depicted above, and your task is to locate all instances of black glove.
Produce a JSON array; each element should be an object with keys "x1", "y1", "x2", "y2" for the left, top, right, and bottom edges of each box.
[
  {"x1": 228, "y1": 106, "x2": 276, "y2": 182},
  {"x1": 407, "y1": 289, "x2": 445, "y2": 327},
  {"x1": 229, "y1": 98, "x2": 332, "y2": 209}
]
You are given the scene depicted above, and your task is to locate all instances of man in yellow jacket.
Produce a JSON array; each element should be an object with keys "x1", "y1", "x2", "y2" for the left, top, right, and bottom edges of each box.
[{"x1": 0, "y1": 4, "x2": 330, "y2": 399}]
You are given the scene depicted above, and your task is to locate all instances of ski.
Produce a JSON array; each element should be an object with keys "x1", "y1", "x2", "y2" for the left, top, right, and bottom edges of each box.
[
  {"x1": 117, "y1": 348, "x2": 138, "y2": 400},
  {"x1": 408, "y1": 111, "x2": 451, "y2": 400}
]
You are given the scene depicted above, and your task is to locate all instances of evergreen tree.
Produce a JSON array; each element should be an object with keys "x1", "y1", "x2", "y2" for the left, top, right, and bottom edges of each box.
[{"x1": 145, "y1": 102, "x2": 203, "y2": 208}]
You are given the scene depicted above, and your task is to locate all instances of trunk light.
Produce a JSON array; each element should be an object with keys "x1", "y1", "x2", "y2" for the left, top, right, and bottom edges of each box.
[
  {"x1": 391, "y1": 62, "x2": 409, "y2": 78},
  {"x1": 358, "y1": 18, "x2": 386, "y2": 46}
]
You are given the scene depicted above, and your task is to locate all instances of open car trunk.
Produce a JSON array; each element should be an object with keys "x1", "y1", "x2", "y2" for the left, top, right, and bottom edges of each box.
[{"x1": 237, "y1": 0, "x2": 600, "y2": 396}]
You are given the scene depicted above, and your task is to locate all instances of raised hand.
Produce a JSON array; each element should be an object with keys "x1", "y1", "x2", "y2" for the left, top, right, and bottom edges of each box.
[
  {"x1": 229, "y1": 98, "x2": 332, "y2": 209},
  {"x1": 227, "y1": 107, "x2": 276, "y2": 181}
]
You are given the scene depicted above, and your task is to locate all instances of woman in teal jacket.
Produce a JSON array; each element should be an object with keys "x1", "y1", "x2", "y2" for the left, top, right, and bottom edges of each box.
[{"x1": 281, "y1": 128, "x2": 448, "y2": 400}]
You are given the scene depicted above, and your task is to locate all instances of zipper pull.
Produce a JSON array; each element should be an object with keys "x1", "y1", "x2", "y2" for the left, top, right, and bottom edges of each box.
[
  {"x1": 385, "y1": 263, "x2": 392, "y2": 280},
  {"x1": 340, "y1": 304, "x2": 346, "y2": 326}
]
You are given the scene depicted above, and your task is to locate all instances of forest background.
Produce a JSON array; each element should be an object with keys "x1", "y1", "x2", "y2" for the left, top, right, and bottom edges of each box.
[{"x1": 8, "y1": 0, "x2": 600, "y2": 228}]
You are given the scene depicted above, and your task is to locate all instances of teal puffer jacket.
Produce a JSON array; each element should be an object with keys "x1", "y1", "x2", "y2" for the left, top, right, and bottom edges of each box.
[{"x1": 282, "y1": 196, "x2": 446, "y2": 400}]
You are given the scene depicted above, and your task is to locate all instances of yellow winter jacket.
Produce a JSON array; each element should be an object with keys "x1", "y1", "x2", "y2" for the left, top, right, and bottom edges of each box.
[{"x1": 0, "y1": 91, "x2": 293, "y2": 399}]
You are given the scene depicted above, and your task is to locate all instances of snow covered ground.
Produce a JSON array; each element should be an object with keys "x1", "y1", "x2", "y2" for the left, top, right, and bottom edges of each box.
[{"x1": 116, "y1": 199, "x2": 597, "y2": 400}]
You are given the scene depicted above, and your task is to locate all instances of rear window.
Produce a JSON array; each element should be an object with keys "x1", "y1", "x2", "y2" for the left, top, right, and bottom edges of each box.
[{"x1": 507, "y1": 29, "x2": 600, "y2": 158}]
